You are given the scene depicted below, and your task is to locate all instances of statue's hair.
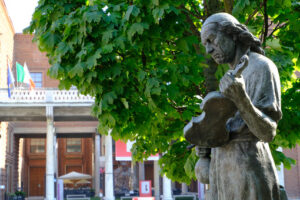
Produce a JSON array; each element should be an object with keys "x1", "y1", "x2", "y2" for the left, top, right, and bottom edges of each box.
[
  {"x1": 202, "y1": 13, "x2": 265, "y2": 55},
  {"x1": 217, "y1": 21, "x2": 265, "y2": 55}
]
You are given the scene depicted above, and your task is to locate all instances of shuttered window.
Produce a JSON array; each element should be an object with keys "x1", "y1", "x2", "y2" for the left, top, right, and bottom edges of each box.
[
  {"x1": 66, "y1": 138, "x2": 82, "y2": 153},
  {"x1": 30, "y1": 138, "x2": 45, "y2": 153}
]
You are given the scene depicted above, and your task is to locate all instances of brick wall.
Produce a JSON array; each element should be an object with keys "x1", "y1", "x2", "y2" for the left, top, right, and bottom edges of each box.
[
  {"x1": 0, "y1": 122, "x2": 8, "y2": 199},
  {"x1": 0, "y1": 0, "x2": 14, "y2": 88},
  {"x1": 284, "y1": 146, "x2": 300, "y2": 199},
  {"x1": 13, "y1": 34, "x2": 59, "y2": 88},
  {"x1": 0, "y1": 121, "x2": 19, "y2": 197},
  {"x1": 0, "y1": 0, "x2": 14, "y2": 199}
]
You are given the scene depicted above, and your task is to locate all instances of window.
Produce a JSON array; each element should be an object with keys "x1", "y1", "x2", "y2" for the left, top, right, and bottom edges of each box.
[
  {"x1": 66, "y1": 138, "x2": 81, "y2": 153},
  {"x1": 30, "y1": 72, "x2": 43, "y2": 88},
  {"x1": 30, "y1": 138, "x2": 45, "y2": 153}
]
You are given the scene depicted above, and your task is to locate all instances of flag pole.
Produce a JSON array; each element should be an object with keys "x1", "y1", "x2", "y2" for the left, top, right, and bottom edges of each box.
[
  {"x1": 16, "y1": 61, "x2": 19, "y2": 88},
  {"x1": 17, "y1": 61, "x2": 19, "y2": 88},
  {"x1": 14, "y1": 59, "x2": 18, "y2": 88},
  {"x1": 7, "y1": 56, "x2": 15, "y2": 88}
]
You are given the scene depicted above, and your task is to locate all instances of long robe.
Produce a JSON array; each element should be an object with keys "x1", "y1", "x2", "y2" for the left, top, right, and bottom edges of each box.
[{"x1": 206, "y1": 52, "x2": 282, "y2": 200}]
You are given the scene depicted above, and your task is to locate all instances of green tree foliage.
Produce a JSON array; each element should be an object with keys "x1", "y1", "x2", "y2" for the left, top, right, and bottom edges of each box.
[{"x1": 26, "y1": 0, "x2": 299, "y2": 183}]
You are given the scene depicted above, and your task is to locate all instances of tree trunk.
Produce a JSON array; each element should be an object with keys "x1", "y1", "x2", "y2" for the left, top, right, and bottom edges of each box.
[
  {"x1": 224, "y1": 0, "x2": 234, "y2": 14},
  {"x1": 203, "y1": 0, "x2": 223, "y2": 93}
]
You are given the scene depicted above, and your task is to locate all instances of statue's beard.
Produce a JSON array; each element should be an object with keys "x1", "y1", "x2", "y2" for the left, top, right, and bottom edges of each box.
[
  {"x1": 212, "y1": 53, "x2": 233, "y2": 64},
  {"x1": 214, "y1": 45, "x2": 235, "y2": 64},
  {"x1": 212, "y1": 54, "x2": 225, "y2": 64}
]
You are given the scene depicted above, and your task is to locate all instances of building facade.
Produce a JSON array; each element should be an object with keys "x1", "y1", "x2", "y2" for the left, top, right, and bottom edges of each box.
[
  {"x1": 13, "y1": 34, "x2": 96, "y2": 197},
  {"x1": 0, "y1": 0, "x2": 15, "y2": 198}
]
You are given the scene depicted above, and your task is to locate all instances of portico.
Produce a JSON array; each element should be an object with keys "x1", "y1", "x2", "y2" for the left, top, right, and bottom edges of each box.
[{"x1": 0, "y1": 88, "x2": 105, "y2": 200}]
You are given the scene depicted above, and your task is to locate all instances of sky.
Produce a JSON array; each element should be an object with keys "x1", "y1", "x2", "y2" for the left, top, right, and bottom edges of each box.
[{"x1": 4, "y1": 0, "x2": 39, "y2": 33}]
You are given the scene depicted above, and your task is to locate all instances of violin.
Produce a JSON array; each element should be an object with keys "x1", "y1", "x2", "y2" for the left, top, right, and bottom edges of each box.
[{"x1": 184, "y1": 55, "x2": 249, "y2": 147}]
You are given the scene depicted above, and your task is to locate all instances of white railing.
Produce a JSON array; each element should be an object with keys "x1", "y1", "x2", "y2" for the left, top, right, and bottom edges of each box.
[{"x1": 0, "y1": 88, "x2": 94, "y2": 104}]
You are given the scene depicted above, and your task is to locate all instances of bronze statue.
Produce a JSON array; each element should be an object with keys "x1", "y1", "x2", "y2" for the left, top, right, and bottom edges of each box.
[{"x1": 184, "y1": 13, "x2": 286, "y2": 200}]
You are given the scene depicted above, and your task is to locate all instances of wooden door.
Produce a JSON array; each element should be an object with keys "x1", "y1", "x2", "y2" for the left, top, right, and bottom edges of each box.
[
  {"x1": 29, "y1": 167, "x2": 45, "y2": 196},
  {"x1": 145, "y1": 163, "x2": 154, "y2": 184},
  {"x1": 66, "y1": 165, "x2": 82, "y2": 173}
]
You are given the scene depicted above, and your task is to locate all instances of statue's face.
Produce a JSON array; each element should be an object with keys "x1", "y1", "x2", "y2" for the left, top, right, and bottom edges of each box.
[{"x1": 201, "y1": 23, "x2": 235, "y2": 64}]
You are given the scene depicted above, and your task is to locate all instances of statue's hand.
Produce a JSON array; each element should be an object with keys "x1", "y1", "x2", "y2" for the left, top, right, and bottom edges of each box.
[
  {"x1": 195, "y1": 146, "x2": 208, "y2": 157},
  {"x1": 195, "y1": 157, "x2": 210, "y2": 184},
  {"x1": 195, "y1": 147, "x2": 210, "y2": 184},
  {"x1": 219, "y1": 71, "x2": 246, "y2": 104}
]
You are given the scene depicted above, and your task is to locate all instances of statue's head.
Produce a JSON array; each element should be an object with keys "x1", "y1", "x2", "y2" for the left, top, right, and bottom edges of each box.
[{"x1": 201, "y1": 13, "x2": 264, "y2": 64}]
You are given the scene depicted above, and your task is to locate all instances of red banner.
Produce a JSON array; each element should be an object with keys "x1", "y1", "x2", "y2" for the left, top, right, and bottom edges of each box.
[{"x1": 115, "y1": 140, "x2": 159, "y2": 161}]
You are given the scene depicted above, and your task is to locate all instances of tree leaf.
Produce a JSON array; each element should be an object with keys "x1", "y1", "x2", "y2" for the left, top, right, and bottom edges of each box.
[
  {"x1": 102, "y1": 29, "x2": 115, "y2": 44},
  {"x1": 127, "y1": 23, "x2": 149, "y2": 41},
  {"x1": 121, "y1": 98, "x2": 129, "y2": 109},
  {"x1": 102, "y1": 43, "x2": 114, "y2": 53},
  {"x1": 68, "y1": 62, "x2": 84, "y2": 78},
  {"x1": 137, "y1": 70, "x2": 146, "y2": 82},
  {"x1": 184, "y1": 150, "x2": 197, "y2": 180},
  {"x1": 86, "y1": 49, "x2": 102, "y2": 69},
  {"x1": 125, "y1": 5, "x2": 140, "y2": 21},
  {"x1": 84, "y1": 10, "x2": 102, "y2": 23}
]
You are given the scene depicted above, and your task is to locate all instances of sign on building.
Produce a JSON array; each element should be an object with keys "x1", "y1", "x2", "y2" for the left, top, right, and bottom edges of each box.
[
  {"x1": 139, "y1": 180, "x2": 152, "y2": 197},
  {"x1": 115, "y1": 140, "x2": 159, "y2": 161}
]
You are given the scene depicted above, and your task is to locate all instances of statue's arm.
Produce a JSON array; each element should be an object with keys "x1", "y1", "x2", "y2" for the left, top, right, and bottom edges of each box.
[
  {"x1": 230, "y1": 86, "x2": 277, "y2": 142},
  {"x1": 220, "y1": 63, "x2": 280, "y2": 142}
]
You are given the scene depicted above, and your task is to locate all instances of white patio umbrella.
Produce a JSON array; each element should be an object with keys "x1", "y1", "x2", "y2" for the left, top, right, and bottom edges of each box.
[
  {"x1": 75, "y1": 179, "x2": 91, "y2": 185},
  {"x1": 58, "y1": 171, "x2": 92, "y2": 180},
  {"x1": 63, "y1": 179, "x2": 74, "y2": 184}
]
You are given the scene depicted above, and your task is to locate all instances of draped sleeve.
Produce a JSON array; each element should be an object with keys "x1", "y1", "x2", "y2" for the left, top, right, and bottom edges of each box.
[{"x1": 226, "y1": 52, "x2": 282, "y2": 135}]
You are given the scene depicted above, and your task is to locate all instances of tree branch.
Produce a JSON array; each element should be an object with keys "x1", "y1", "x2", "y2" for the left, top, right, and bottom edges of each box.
[
  {"x1": 167, "y1": 98, "x2": 187, "y2": 114},
  {"x1": 245, "y1": 2, "x2": 264, "y2": 25},
  {"x1": 262, "y1": 0, "x2": 268, "y2": 45},
  {"x1": 180, "y1": 5, "x2": 201, "y2": 42},
  {"x1": 190, "y1": 2, "x2": 204, "y2": 19},
  {"x1": 181, "y1": 6, "x2": 204, "y2": 20},
  {"x1": 245, "y1": 9, "x2": 258, "y2": 25},
  {"x1": 141, "y1": 50, "x2": 146, "y2": 67},
  {"x1": 268, "y1": 22, "x2": 288, "y2": 38}
]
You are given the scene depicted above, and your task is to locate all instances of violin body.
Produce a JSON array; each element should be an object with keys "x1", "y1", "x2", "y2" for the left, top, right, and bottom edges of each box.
[{"x1": 184, "y1": 91, "x2": 237, "y2": 147}]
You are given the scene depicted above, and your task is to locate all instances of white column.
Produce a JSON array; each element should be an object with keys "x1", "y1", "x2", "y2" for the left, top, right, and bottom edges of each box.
[
  {"x1": 46, "y1": 106, "x2": 55, "y2": 200},
  {"x1": 154, "y1": 160, "x2": 160, "y2": 200},
  {"x1": 163, "y1": 175, "x2": 172, "y2": 200},
  {"x1": 129, "y1": 161, "x2": 138, "y2": 192},
  {"x1": 139, "y1": 162, "x2": 145, "y2": 180},
  {"x1": 105, "y1": 130, "x2": 115, "y2": 200},
  {"x1": 277, "y1": 147, "x2": 285, "y2": 186},
  {"x1": 54, "y1": 135, "x2": 58, "y2": 177},
  {"x1": 18, "y1": 138, "x2": 24, "y2": 189},
  {"x1": 95, "y1": 134, "x2": 101, "y2": 196},
  {"x1": 198, "y1": 182, "x2": 205, "y2": 200},
  {"x1": 182, "y1": 183, "x2": 188, "y2": 194}
]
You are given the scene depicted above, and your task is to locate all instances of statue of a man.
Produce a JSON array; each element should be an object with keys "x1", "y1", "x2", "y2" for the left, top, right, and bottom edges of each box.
[{"x1": 192, "y1": 13, "x2": 284, "y2": 199}]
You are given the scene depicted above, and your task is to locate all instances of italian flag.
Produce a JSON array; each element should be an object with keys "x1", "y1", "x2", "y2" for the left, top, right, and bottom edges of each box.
[
  {"x1": 16, "y1": 62, "x2": 24, "y2": 82},
  {"x1": 16, "y1": 62, "x2": 35, "y2": 90}
]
